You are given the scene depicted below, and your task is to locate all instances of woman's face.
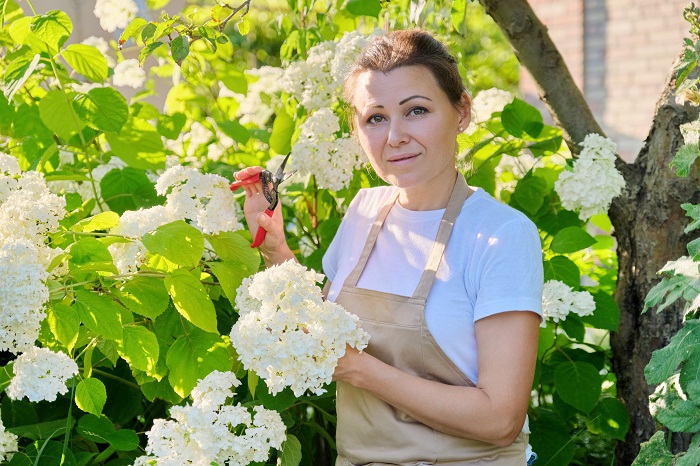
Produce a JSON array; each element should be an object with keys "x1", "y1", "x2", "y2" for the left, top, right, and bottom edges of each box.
[{"x1": 351, "y1": 65, "x2": 469, "y2": 198}]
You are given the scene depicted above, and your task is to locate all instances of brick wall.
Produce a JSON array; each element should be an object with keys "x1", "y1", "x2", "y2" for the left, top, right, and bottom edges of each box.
[{"x1": 524, "y1": 0, "x2": 690, "y2": 160}]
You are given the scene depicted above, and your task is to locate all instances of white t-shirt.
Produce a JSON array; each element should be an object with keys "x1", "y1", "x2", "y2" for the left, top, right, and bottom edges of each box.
[{"x1": 323, "y1": 186, "x2": 543, "y2": 384}]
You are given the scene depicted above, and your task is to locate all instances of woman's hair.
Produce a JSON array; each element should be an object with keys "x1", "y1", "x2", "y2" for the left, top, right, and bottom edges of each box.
[{"x1": 343, "y1": 30, "x2": 467, "y2": 110}]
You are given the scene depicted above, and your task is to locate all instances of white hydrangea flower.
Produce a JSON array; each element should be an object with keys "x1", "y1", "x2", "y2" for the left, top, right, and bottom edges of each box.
[
  {"x1": 155, "y1": 165, "x2": 243, "y2": 235},
  {"x1": 0, "y1": 419, "x2": 18, "y2": 462},
  {"x1": 554, "y1": 134, "x2": 626, "y2": 221},
  {"x1": 108, "y1": 241, "x2": 148, "y2": 275},
  {"x1": 7, "y1": 347, "x2": 78, "y2": 402},
  {"x1": 94, "y1": 0, "x2": 138, "y2": 33},
  {"x1": 541, "y1": 280, "x2": 596, "y2": 326},
  {"x1": 290, "y1": 108, "x2": 364, "y2": 191},
  {"x1": 113, "y1": 59, "x2": 147, "y2": 89},
  {"x1": 0, "y1": 152, "x2": 21, "y2": 176},
  {"x1": 471, "y1": 88, "x2": 514, "y2": 124},
  {"x1": 0, "y1": 240, "x2": 49, "y2": 354},
  {"x1": 226, "y1": 66, "x2": 285, "y2": 127},
  {"x1": 139, "y1": 372, "x2": 285, "y2": 466},
  {"x1": 111, "y1": 206, "x2": 173, "y2": 239},
  {"x1": 680, "y1": 120, "x2": 700, "y2": 145},
  {"x1": 281, "y1": 31, "x2": 375, "y2": 112},
  {"x1": 190, "y1": 370, "x2": 241, "y2": 411},
  {"x1": 81, "y1": 36, "x2": 116, "y2": 68},
  {"x1": 230, "y1": 261, "x2": 370, "y2": 396}
]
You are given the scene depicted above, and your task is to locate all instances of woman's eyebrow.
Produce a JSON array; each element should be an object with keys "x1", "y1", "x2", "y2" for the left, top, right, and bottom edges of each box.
[{"x1": 399, "y1": 95, "x2": 432, "y2": 105}]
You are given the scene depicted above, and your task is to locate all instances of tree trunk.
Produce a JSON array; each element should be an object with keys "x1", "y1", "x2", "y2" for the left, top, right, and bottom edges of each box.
[{"x1": 478, "y1": 0, "x2": 700, "y2": 464}]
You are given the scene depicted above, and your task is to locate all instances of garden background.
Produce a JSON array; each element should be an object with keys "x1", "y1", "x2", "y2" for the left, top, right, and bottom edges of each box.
[{"x1": 0, "y1": 0, "x2": 699, "y2": 465}]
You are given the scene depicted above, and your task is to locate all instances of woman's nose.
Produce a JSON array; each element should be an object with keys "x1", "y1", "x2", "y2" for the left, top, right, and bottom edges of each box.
[{"x1": 387, "y1": 119, "x2": 409, "y2": 147}]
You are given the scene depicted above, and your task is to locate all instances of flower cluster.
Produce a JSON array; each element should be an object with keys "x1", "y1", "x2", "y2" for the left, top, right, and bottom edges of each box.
[
  {"x1": 541, "y1": 280, "x2": 596, "y2": 326},
  {"x1": 108, "y1": 206, "x2": 173, "y2": 274},
  {"x1": 154, "y1": 165, "x2": 244, "y2": 235},
  {"x1": 471, "y1": 88, "x2": 514, "y2": 125},
  {"x1": 221, "y1": 66, "x2": 285, "y2": 127},
  {"x1": 7, "y1": 347, "x2": 79, "y2": 402},
  {"x1": 0, "y1": 153, "x2": 66, "y2": 353},
  {"x1": 113, "y1": 59, "x2": 147, "y2": 89},
  {"x1": 554, "y1": 134, "x2": 626, "y2": 220},
  {"x1": 230, "y1": 261, "x2": 370, "y2": 396},
  {"x1": 135, "y1": 371, "x2": 286, "y2": 466},
  {"x1": 0, "y1": 419, "x2": 17, "y2": 462},
  {"x1": 94, "y1": 0, "x2": 138, "y2": 33},
  {"x1": 290, "y1": 108, "x2": 365, "y2": 191},
  {"x1": 164, "y1": 120, "x2": 233, "y2": 164}
]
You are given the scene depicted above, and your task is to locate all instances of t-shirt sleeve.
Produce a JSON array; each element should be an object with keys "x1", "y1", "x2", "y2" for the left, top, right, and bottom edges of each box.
[{"x1": 472, "y1": 218, "x2": 543, "y2": 321}]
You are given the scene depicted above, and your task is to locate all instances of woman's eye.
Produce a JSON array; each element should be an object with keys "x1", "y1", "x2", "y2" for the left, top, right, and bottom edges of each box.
[
  {"x1": 367, "y1": 114, "x2": 385, "y2": 124},
  {"x1": 409, "y1": 107, "x2": 428, "y2": 116}
]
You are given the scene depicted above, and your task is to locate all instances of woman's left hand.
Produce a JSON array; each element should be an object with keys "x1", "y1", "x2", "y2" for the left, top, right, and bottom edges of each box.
[{"x1": 333, "y1": 345, "x2": 368, "y2": 385}]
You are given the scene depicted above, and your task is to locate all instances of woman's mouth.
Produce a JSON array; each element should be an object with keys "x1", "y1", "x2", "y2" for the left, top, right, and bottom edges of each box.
[{"x1": 388, "y1": 153, "x2": 419, "y2": 164}]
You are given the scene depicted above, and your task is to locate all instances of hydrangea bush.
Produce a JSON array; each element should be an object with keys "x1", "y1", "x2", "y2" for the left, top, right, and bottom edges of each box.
[{"x1": 0, "y1": 0, "x2": 629, "y2": 464}]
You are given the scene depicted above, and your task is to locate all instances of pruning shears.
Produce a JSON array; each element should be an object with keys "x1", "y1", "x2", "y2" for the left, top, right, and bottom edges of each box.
[{"x1": 230, "y1": 154, "x2": 296, "y2": 248}]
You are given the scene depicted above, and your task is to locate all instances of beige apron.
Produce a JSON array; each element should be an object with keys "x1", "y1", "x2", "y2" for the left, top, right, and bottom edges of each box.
[{"x1": 334, "y1": 173, "x2": 527, "y2": 466}]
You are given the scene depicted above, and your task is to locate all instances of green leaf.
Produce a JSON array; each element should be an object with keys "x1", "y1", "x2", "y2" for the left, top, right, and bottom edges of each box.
[
  {"x1": 511, "y1": 175, "x2": 548, "y2": 215},
  {"x1": 62, "y1": 44, "x2": 108, "y2": 82},
  {"x1": 39, "y1": 89, "x2": 84, "y2": 140},
  {"x1": 643, "y1": 274, "x2": 693, "y2": 313},
  {"x1": 73, "y1": 290, "x2": 124, "y2": 341},
  {"x1": 157, "y1": 112, "x2": 187, "y2": 139},
  {"x1": 206, "y1": 231, "x2": 260, "y2": 266},
  {"x1": 24, "y1": 440, "x2": 77, "y2": 466},
  {"x1": 105, "y1": 429, "x2": 140, "y2": 451},
  {"x1": 73, "y1": 87, "x2": 129, "y2": 133},
  {"x1": 581, "y1": 291, "x2": 620, "y2": 331},
  {"x1": 3, "y1": 53, "x2": 41, "y2": 102},
  {"x1": 677, "y1": 434, "x2": 700, "y2": 466},
  {"x1": 171, "y1": 35, "x2": 189, "y2": 66},
  {"x1": 543, "y1": 256, "x2": 581, "y2": 289},
  {"x1": 29, "y1": 10, "x2": 72, "y2": 54},
  {"x1": 116, "y1": 326, "x2": 159, "y2": 374},
  {"x1": 236, "y1": 18, "x2": 251, "y2": 35},
  {"x1": 682, "y1": 203, "x2": 700, "y2": 233},
  {"x1": 501, "y1": 98, "x2": 544, "y2": 139},
  {"x1": 451, "y1": 0, "x2": 466, "y2": 34},
  {"x1": 278, "y1": 434, "x2": 302, "y2": 466},
  {"x1": 100, "y1": 167, "x2": 160, "y2": 215},
  {"x1": 671, "y1": 143, "x2": 700, "y2": 177},
  {"x1": 75, "y1": 378, "x2": 107, "y2": 415},
  {"x1": 218, "y1": 120, "x2": 250, "y2": 144},
  {"x1": 76, "y1": 414, "x2": 113, "y2": 443},
  {"x1": 269, "y1": 108, "x2": 294, "y2": 154},
  {"x1": 139, "y1": 41, "x2": 165, "y2": 66},
  {"x1": 73, "y1": 211, "x2": 120, "y2": 232},
  {"x1": 46, "y1": 303, "x2": 80, "y2": 351},
  {"x1": 164, "y1": 268, "x2": 217, "y2": 333},
  {"x1": 529, "y1": 409, "x2": 576, "y2": 466},
  {"x1": 105, "y1": 117, "x2": 167, "y2": 171},
  {"x1": 117, "y1": 276, "x2": 169, "y2": 320},
  {"x1": 6, "y1": 417, "x2": 74, "y2": 441},
  {"x1": 586, "y1": 397, "x2": 630, "y2": 441},
  {"x1": 645, "y1": 321, "x2": 700, "y2": 385},
  {"x1": 535, "y1": 209, "x2": 580, "y2": 235},
  {"x1": 166, "y1": 328, "x2": 233, "y2": 397},
  {"x1": 142, "y1": 220, "x2": 204, "y2": 268},
  {"x1": 656, "y1": 393, "x2": 700, "y2": 432},
  {"x1": 550, "y1": 226, "x2": 597, "y2": 254},
  {"x1": 208, "y1": 261, "x2": 253, "y2": 303},
  {"x1": 345, "y1": 0, "x2": 381, "y2": 17},
  {"x1": 68, "y1": 237, "x2": 118, "y2": 275},
  {"x1": 554, "y1": 361, "x2": 602, "y2": 414},
  {"x1": 118, "y1": 18, "x2": 148, "y2": 47}
]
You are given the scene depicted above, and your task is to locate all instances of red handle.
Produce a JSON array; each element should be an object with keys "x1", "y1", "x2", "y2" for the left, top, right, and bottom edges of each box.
[
  {"x1": 230, "y1": 173, "x2": 261, "y2": 191},
  {"x1": 250, "y1": 209, "x2": 274, "y2": 248}
]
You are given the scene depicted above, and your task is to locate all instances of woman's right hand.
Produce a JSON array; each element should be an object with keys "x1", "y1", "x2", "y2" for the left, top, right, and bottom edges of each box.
[{"x1": 233, "y1": 167, "x2": 294, "y2": 265}]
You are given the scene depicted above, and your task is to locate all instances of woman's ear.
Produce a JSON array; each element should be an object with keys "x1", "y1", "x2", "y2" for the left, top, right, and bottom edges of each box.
[{"x1": 458, "y1": 91, "x2": 472, "y2": 131}]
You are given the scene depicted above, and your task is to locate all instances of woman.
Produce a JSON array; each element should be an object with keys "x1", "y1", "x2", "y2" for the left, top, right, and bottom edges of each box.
[{"x1": 234, "y1": 30, "x2": 543, "y2": 466}]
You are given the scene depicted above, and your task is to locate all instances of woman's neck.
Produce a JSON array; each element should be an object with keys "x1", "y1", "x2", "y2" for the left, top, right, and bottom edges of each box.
[{"x1": 397, "y1": 170, "x2": 458, "y2": 211}]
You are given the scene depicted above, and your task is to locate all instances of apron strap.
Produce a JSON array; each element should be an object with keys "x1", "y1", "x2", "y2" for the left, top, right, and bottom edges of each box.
[
  {"x1": 413, "y1": 172, "x2": 470, "y2": 300},
  {"x1": 343, "y1": 189, "x2": 400, "y2": 288}
]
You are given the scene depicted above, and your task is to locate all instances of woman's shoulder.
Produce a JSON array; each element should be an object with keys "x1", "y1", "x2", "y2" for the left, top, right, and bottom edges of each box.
[{"x1": 463, "y1": 188, "x2": 538, "y2": 233}]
